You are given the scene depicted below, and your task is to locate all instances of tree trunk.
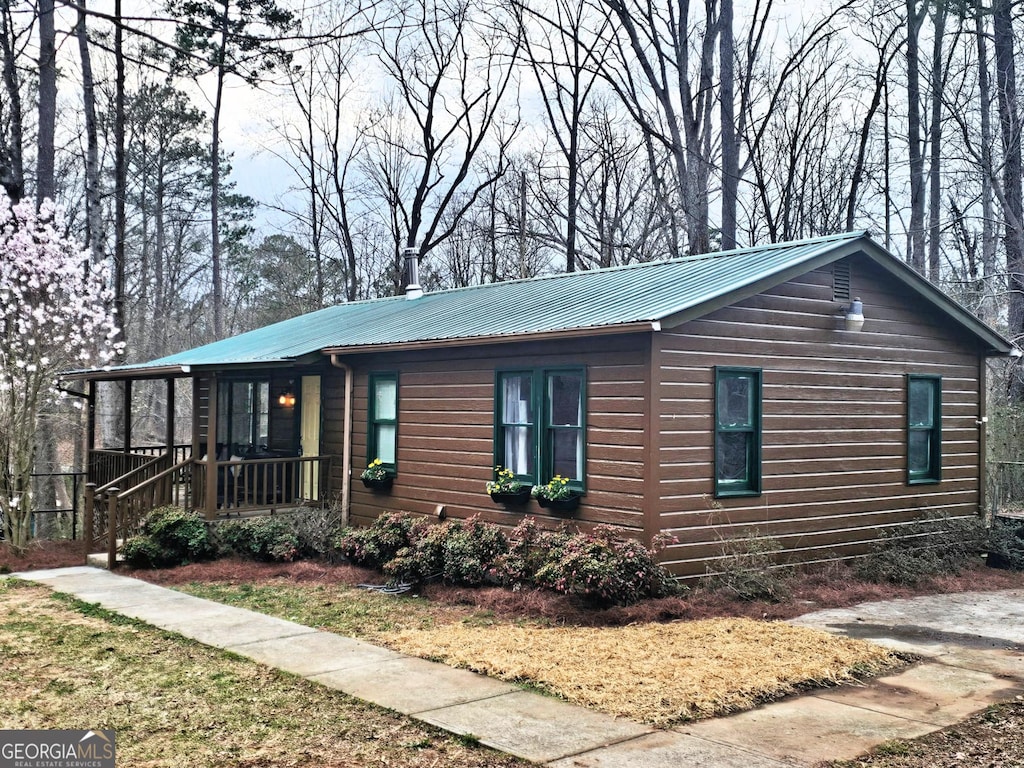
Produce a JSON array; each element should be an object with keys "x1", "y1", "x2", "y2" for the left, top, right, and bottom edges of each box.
[
  {"x1": 906, "y1": 0, "x2": 926, "y2": 272},
  {"x1": 0, "y1": 3, "x2": 24, "y2": 201},
  {"x1": 210, "y1": 4, "x2": 231, "y2": 339},
  {"x1": 976, "y1": 0, "x2": 997, "y2": 324},
  {"x1": 36, "y1": 0, "x2": 55, "y2": 203},
  {"x1": 719, "y1": 0, "x2": 738, "y2": 251},
  {"x1": 994, "y1": 0, "x2": 1024, "y2": 399},
  {"x1": 76, "y1": 0, "x2": 103, "y2": 265},
  {"x1": 926, "y1": 2, "x2": 947, "y2": 283}
]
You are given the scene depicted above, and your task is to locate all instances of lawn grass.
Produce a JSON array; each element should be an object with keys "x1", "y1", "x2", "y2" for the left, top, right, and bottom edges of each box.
[{"x1": 0, "y1": 578, "x2": 526, "y2": 768}]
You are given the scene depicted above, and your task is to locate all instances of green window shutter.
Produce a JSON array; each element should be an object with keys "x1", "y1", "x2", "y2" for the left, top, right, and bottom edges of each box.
[
  {"x1": 714, "y1": 367, "x2": 762, "y2": 497},
  {"x1": 907, "y1": 375, "x2": 942, "y2": 484}
]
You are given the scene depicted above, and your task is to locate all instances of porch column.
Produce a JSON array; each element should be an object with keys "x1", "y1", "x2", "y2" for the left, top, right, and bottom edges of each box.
[
  {"x1": 204, "y1": 373, "x2": 219, "y2": 519},
  {"x1": 86, "y1": 380, "x2": 96, "y2": 467},
  {"x1": 121, "y1": 379, "x2": 132, "y2": 454},
  {"x1": 165, "y1": 377, "x2": 175, "y2": 457}
]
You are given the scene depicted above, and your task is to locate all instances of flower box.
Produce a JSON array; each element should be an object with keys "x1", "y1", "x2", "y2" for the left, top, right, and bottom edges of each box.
[
  {"x1": 488, "y1": 486, "x2": 533, "y2": 506},
  {"x1": 536, "y1": 493, "x2": 580, "y2": 515},
  {"x1": 361, "y1": 476, "x2": 394, "y2": 492}
]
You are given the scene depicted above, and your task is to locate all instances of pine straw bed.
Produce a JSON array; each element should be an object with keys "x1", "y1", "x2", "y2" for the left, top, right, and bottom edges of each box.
[{"x1": 385, "y1": 618, "x2": 902, "y2": 726}]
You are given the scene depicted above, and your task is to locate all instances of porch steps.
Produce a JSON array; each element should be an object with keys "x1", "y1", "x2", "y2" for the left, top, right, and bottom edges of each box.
[{"x1": 86, "y1": 542, "x2": 124, "y2": 570}]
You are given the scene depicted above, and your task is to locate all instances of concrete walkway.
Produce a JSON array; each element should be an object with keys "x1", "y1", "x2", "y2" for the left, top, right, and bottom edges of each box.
[{"x1": 10, "y1": 567, "x2": 1024, "y2": 767}]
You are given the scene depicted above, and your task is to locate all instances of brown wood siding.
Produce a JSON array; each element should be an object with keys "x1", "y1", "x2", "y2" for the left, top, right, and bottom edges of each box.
[
  {"x1": 333, "y1": 335, "x2": 650, "y2": 534},
  {"x1": 655, "y1": 255, "x2": 988, "y2": 577}
]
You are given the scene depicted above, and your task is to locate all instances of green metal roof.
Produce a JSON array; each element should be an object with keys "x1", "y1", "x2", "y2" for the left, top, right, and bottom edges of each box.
[{"x1": 76, "y1": 231, "x2": 1012, "y2": 379}]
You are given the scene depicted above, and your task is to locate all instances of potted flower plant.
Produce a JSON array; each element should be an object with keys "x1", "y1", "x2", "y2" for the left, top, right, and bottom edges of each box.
[
  {"x1": 361, "y1": 458, "x2": 393, "y2": 491},
  {"x1": 485, "y1": 466, "x2": 532, "y2": 505},
  {"x1": 531, "y1": 474, "x2": 581, "y2": 514}
]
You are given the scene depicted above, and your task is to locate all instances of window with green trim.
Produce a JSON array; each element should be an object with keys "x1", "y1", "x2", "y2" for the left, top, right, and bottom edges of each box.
[
  {"x1": 907, "y1": 375, "x2": 941, "y2": 484},
  {"x1": 714, "y1": 367, "x2": 762, "y2": 497},
  {"x1": 368, "y1": 373, "x2": 398, "y2": 473},
  {"x1": 495, "y1": 368, "x2": 585, "y2": 488}
]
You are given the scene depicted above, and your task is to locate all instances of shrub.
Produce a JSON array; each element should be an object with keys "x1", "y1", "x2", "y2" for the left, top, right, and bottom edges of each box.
[
  {"x1": 533, "y1": 525, "x2": 678, "y2": 607},
  {"x1": 121, "y1": 535, "x2": 166, "y2": 569},
  {"x1": 335, "y1": 512, "x2": 429, "y2": 568},
  {"x1": 855, "y1": 512, "x2": 986, "y2": 586},
  {"x1": 343, "y1": 512, "x2": 678, "y2": 605},
  {"x1": 384, "y1": 516, "x2": 509, "y2": 586},
  {"x1": 489, "y1": 517, "x2": 556, "y2": 587},
  {"x1": 289, "y1": 504, "x2": 345, "y2": 561},
  {"x1": 705, "y1": 530, "x2": 792, "y2": 602},
  {"x1": 985, "y1": 517, "x2": 1024, "y2": 571},
  {"x1": 219, "y1": 516, "x2": 301, "y2": 562},
  {"x1": 122, "y1": 506, "x2": 215, "y2": 568}
]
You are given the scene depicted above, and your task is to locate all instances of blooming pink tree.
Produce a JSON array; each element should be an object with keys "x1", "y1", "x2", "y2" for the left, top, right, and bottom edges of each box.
[{"x1": 0, "y1": 196, "x2": 121, "y2": 552}]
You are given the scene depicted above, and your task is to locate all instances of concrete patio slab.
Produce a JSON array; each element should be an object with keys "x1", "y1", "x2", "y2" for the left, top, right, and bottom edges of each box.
[
  {"x1": 933, "y1": 647, "x2": 1024, "y2": 681},
  {"x1": 678, "y1": 695, "x2": 940, "y2": 765},
  {"x1": 817, "y1": 661, "x2": 1023, "y2": 727},
  {"x1": 310, "y1": 655, "x2": 518, "y2": 714},
  {"x1": 226, "y1": 631, "x2": 405, "y2": 677},
  {"x1": 417, "y1": 689, "x2": 653, "y2": 764},
  {"x1": 546, "y1": 730, "x2": 792, "y2": 768},
  {"x1": 792, "y1": 589, "x2": 1024, "y2": 651}
]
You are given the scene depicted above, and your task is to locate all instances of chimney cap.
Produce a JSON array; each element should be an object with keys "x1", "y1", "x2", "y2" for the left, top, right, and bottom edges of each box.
[{"x1": 404, "y1": 244, "x2": 423, "y2": 300}]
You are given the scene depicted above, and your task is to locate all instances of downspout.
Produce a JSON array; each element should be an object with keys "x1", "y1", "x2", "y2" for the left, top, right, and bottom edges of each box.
[{"x1": 330, "y1": 354, "x2": 354, "y2": 527}]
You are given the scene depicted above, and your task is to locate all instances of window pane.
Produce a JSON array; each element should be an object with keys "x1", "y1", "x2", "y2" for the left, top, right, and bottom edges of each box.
[
  {"x1": 256, "y1": 381, "x2": 269, "y2": 446},
  {"x1": 717, "y1": 376, "x2": 752, "y2": 428},
  {"x1": 716, "y1": 432, "x2": 751, "y2": 483},
  {"x1": 502, "y1": 374, "x2": 532, "y2": 424},
  {"x1": 503, "y1": 426, "x2": 534, "y2": 475},
  {"x1": 549, "y1": 374, "x2": 582, "y2": 427},
  {"x1": 376, "y1": 424, "x2": 396, "y2": 464},
  {"x1": 908, "y1": 380, "x2": 934, "y2": 427},
  {"x1": 908, "y1": 431, "x2": 931, "y2": 474},
  {"x1": 374, "y1": 379, "x2": 397, "y2": 421},
  {"x1": 551, "y1": 428, "x2": 583, "y2": 479}
]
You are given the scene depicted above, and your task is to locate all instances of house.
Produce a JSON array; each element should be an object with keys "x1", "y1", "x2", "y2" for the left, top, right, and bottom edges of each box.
[{"x1": 68, "y1": 232, "x2": 1014, "y2": 576}]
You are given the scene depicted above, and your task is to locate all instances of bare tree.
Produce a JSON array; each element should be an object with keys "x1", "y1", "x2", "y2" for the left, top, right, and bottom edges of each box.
[
  {"x1": 365, "y1": 0, "x2": 521, "y2": 282},
  {"x1": 515, "y1": 0, "x2": 609, "y2": 270}
]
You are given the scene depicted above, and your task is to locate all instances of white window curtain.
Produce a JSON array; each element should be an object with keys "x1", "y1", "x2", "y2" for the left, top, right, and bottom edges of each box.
[{"x1": 503, "y1": 376, "x2": 531, "y2": 475}]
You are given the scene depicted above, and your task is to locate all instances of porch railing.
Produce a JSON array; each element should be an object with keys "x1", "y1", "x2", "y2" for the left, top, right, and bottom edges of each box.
[
  {"x1": 191, "y1": 455, "x2": 332, "y2": 515},
  {"x1": 85, "y1": 454, "x2": 332, "y2": 567},
  {"x1": 83, "y1": 452, "x2": 174, "y2": 559}
]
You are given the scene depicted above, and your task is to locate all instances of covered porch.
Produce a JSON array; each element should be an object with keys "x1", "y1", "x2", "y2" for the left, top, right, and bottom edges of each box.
[{"x1": 76, "y1": 364, "x2": 342, "y2": 567}]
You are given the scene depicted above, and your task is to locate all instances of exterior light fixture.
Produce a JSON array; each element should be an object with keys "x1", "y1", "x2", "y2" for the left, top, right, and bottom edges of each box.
[
  {"x1": 278, "y1": 391, "x2": 296, "y2": 407},
  {"x1": 843, "y1": 298, "x2": 865, "y2": 332}
]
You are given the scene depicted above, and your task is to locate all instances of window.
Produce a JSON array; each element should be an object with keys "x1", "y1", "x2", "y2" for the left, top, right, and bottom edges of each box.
[
  {"x1": 495, "y1": 368, "x2": 585, "y2": 489},
  {"x1": 714, "y1": 367, "x2": 762, "y2": 497},
  {"x1": 368, "y1": 373, "x2": 398, "y2": 473},
  {"x1": 907, "y1": 375, "x2": 941, "y2": 484},
  {"x1": 217, "y1": 379, "x2": 270, "y2": 453}
]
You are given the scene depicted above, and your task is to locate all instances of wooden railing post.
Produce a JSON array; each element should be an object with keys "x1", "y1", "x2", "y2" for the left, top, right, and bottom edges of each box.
[
  {"x1": 83, "y1": 482, "x2": 96, "y2": 563},
  {"x1": 106, "y1": 487, "x2": 119, "y2": 570}
]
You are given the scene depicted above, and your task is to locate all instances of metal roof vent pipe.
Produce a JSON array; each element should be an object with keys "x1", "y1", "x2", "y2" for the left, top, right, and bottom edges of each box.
[{"x1": 404, "y1": 245, "x2": 423, "y2": 300}]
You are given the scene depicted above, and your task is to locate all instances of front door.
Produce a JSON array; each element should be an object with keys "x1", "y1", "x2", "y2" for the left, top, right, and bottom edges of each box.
[{"x1": 300, "y1": 375, "x2": 322, "y2": 500}]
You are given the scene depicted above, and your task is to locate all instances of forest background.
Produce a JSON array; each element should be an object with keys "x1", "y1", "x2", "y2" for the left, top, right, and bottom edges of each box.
[{"x1": 3, "y1": 0, "x2": 1024, "y2": 490}]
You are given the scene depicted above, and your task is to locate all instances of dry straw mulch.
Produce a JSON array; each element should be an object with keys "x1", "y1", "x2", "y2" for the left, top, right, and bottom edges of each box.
[{"x1": 387, "y1": 617, "x2": 901, "y2": 726}]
